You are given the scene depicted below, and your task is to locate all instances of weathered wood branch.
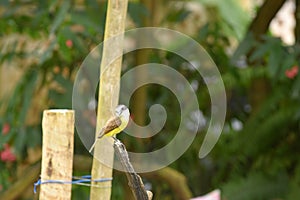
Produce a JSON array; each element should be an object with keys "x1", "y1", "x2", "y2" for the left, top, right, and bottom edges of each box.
[{"x1": 113, "y1": 139, "x2": 153, "y2": 200}]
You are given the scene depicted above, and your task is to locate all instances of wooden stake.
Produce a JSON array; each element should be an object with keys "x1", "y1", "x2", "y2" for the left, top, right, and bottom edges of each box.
[
  {"x1": 40, "y1": 110, "x2": 74, "y2": 200},
  {"x1": 90, "y1": 0, "x2": 128, "y2": 199}
]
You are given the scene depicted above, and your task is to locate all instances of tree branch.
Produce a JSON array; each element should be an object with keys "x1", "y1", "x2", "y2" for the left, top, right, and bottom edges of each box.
[
  {"x1": 113, "y1": 138, "x2": 153, "y2": 200},
  {"x1": 248, "y1": 0, "x2": 286, "y2": 38},
  {"x1": 295, "y1": 0, "x2": 300, "y2": 43}
]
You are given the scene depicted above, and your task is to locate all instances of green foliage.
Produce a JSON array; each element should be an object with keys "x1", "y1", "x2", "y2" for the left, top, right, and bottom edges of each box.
[
  {"x1": 287, "y1": 163, "x2": 300, "y2": 199},
  {"x1": 1, "y1": 0, "x2": 300, "y2": 199},
  {"x1": 0, "y1": 0, "x2": 105, "y2": 196},
  {"x1": 210, "y1": 20, "x2": 300, "y2": 200},
  {"x1": 222, "y1": 172, "x2": 289, "y2": 200},
  {"x1": 128, "y1": 2, "x2": 149, "y2": 26},
  {"x1": 197, "y1": 0, "x2": 250, "y2": 40},
  {"x1": 49, "y1": 74, "x2": 73, "y2": 109},
  {"x1": 3, "y1": 69, "x2": 38, "y2": 150}
]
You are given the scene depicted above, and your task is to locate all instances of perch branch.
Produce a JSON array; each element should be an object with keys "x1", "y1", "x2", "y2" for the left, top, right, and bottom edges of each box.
[{"x1": 113, "y1": 138, "x2": 153, "y2": 200}]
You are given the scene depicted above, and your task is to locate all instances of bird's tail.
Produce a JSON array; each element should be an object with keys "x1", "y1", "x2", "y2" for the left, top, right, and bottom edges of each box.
[
  {"x1": 89, "y1": 129, "x2": 105, "y2": 153},
  {"x1": 89, "y1": 140, "x2": 97, "y2": 153}
]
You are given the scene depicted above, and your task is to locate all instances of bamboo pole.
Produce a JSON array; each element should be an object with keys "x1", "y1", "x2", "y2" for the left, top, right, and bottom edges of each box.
[
  {"x1": 39, "y1": 110, "x2": 74, "y2": 200},
  {"x1": 90, "y1": 0, "x2": 128, "y2": 199}
]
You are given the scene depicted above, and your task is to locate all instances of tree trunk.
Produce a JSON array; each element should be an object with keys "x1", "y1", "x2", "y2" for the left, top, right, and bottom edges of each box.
[{"x1": 246, "y1": 0, "x2": 286, "y2": 111}]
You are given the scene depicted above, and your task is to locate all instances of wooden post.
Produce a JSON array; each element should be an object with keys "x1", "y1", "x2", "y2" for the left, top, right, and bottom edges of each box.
[
  {"x1": 90, "y1": 0, "x2": 128, "y2": 199},
  {"x1": 40, "y1": 110, "x2": 74, "y2": 200}
]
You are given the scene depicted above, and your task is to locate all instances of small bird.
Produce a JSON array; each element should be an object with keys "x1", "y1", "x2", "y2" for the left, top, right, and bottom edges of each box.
[{"x1": 89, "y1": 105, "x2": 130, "y2": 153}]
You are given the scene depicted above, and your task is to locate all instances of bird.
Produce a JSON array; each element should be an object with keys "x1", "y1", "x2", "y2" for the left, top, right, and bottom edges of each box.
[{"x1": 89, "y1": 105, "x2": 130, "y2": 153}]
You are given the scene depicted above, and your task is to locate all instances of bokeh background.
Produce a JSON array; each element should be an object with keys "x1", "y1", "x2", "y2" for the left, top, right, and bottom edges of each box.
[{"x1": 0, "y1": 0, "x2": 300, "y2": 199}]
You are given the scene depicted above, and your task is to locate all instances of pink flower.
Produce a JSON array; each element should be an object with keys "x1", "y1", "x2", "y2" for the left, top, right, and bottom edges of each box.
[
  {"x1": 190, "y1": 189, "x2": 220, "y2": 200},
  {"x1": 0, "y1": 144, "x2": 16, "y2": 162},
  {"x1": 65, "y1": 39, "x2": 73, "y2": 48},
  {"x1": 285, "y1": 65, "x2": 299, "y2": 79},
  {"x1": 2, "y1": 123, "x2": 10, "y2": 135}
]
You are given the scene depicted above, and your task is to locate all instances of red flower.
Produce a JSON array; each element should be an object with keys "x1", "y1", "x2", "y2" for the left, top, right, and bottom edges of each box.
[
  {"x1": 0, "y1": 144, "x2": 16, "y2": 162},
  {"x1": 285, "y1": 65, "x2": 299, "y2": 79},
  {"x1": 65, "y1": 39, "x2": 73, "y2": 48},
  {"x1": 2, "y1": 123, "x2": 10, "y2": 135}
]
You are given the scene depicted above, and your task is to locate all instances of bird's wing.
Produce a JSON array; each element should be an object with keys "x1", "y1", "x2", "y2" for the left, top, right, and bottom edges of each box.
[
  {"x1": 97, "y1": 116, "x2": 122, "y2": 139},
  {"x1": 89, "y1": 116, "x2": 122, "y2": 153}
]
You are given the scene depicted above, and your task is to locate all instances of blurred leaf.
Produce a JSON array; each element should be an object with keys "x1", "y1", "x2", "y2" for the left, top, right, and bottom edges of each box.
[
  {"x1": 18, "y1": 70, "x2": 38, "y2": 123},
  {"x1": 49, "y1": 74, "x2": 73, "y2": 108},
  {"x1": 166, "y1": 7, "x2": 191, "y2": 23},
  {"x1": 38, "y1": 38, "x2": 57, "y2": 66},
  {"x1": 198, "y1": 0, "x2": 250, "y2": 40},
  {"x1": 249, "y1": 42, "x2": 271, "y2": 62},
  {"x1": 231, "y1": 33, "x2": 256, "y2": 64},
  {"x1": 292, "y1": 71, "x2": 300, "y2": 94},
  {"x1": 14, "y1": 127, "x2": 26, "y2": 155},
  {"x1": 222, "y1": 172, "x2": 289, "y2": 200},
  {"x1": 70, "y1": 12, "x2": 100, "y2": 32},
  {"x1": 240, "y1": 104, "x2": 296, "y2": 157},
  {"x1": 49, "y1": 0, "x2": 70, "y2": 34},
  {"x1": 0, "y1": 0, "x2": 9, "y2": 6},
  {"x1": 25, "y1": 126, "x2": 42, "y2": 148},
  {"x1": 0, "y1": 133, "x2": 14, "y2": 148},
  {"x1": 128, "y1": 2, "x2": 149, "y2": 26},
  {"x1": 267, "y1": 44, "x2": 284, "y2": 79},
  {"x1": 286, "y1": 164, "x2": 300, "y2": 199},
  {"x1": 222, "y1": 67, "x2": 267, "y2": 89}
]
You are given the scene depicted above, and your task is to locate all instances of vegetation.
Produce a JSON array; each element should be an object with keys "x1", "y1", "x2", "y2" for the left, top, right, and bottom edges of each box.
[{"x1": 0, "y1": 0, "x2": 299, "y2": 199}]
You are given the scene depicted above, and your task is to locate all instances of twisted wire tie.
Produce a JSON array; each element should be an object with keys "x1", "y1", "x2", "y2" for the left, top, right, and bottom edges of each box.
[{"x1": 34, "y1": 175, "x2": 113, "y2": 193}]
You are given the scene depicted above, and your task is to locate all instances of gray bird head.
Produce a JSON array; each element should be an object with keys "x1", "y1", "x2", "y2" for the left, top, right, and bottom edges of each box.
[{"x1": 115, "y1": 105, "x2": 130, "y2": 118}]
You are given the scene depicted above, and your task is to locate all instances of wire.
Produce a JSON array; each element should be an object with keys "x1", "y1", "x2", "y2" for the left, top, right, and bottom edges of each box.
[{"x1": 33, "y1": 175, "x2": 113, "y2": 193}]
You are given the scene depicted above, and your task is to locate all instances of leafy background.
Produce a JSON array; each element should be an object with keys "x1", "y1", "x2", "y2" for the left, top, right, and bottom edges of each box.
[{"x1": 0, "y1": 0, "x2": 300, "y2": 199}]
